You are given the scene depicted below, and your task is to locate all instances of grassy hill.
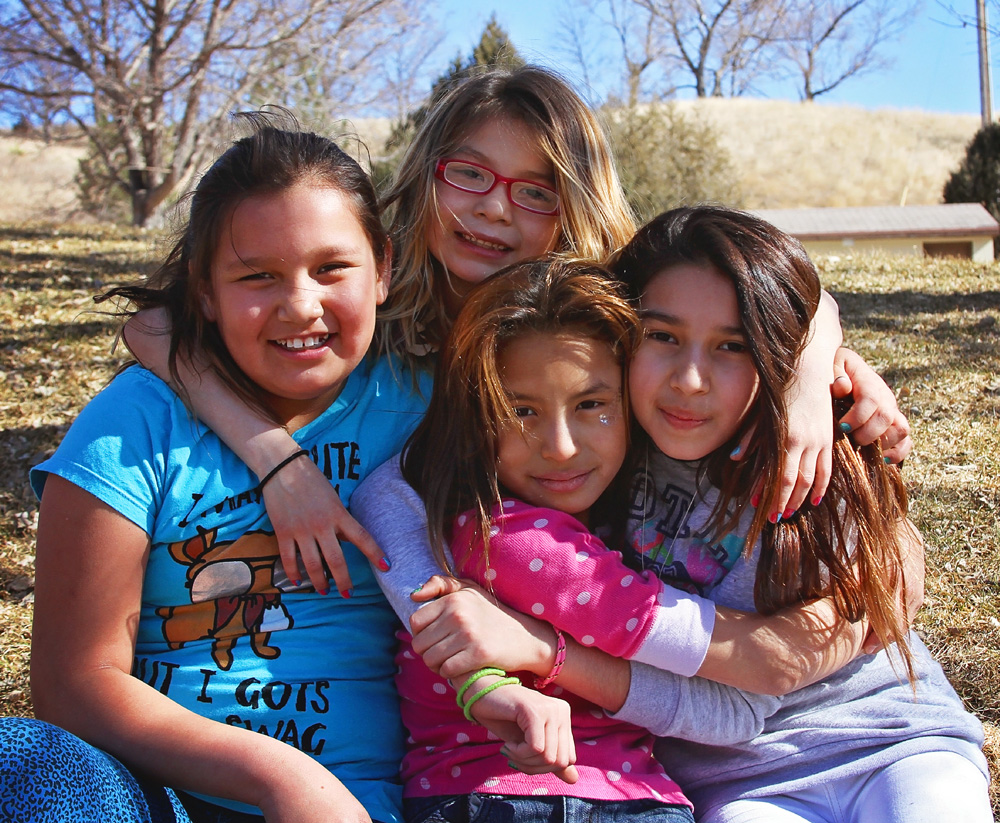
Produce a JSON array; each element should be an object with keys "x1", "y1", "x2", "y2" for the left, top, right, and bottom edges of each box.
[{"x1": 0, "y1": 100, "x2": 982, "y2": 224}]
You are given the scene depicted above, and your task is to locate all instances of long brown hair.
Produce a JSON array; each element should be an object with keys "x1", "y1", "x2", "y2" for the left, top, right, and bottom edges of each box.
[
  {"x1": 401, "y1": 257, "x2": 641, "y2": 573},
  {"x1": 378, "y1": 65, "x2": 636, "y2": 361},
  {"x1": 98, "y1": 110, "x2": 388, "y2": 420},
  {"x1": 612, "y1": 205, "x2": 913, "y2": 671}
]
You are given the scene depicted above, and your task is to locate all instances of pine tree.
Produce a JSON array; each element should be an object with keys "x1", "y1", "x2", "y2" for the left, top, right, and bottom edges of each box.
[
  {"x1": 943, "y1": 123, "x2": 1000, "y2": 237},
  {"x1": 373, "y1": 16, "x2": 524, "y2": 190}
]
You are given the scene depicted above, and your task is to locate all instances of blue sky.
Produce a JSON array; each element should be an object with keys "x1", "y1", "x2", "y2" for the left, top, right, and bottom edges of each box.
[{"x1": 431, "y1": 1, "x2": 990, "y2": 116}]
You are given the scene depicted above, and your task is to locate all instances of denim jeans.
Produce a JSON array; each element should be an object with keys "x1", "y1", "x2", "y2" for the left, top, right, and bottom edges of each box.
[{"x1": 404, "y1": 794, "x2": 694, "y2": 823}]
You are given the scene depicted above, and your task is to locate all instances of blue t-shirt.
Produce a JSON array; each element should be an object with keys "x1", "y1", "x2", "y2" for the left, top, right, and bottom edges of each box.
[{"x1": 31, "y1": 355, "x2": 431, "y2": 822}]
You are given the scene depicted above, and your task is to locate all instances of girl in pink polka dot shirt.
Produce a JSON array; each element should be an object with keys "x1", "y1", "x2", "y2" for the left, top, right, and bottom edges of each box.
[{"x1": 391, "y1": 257, "x2": 728, "y2": 823}]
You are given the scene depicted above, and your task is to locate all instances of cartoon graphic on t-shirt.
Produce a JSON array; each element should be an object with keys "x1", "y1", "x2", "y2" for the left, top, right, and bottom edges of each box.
[
  {"x1": 156, "y1": 527, "x2": 293, "y2": 670},
  {"x1": 627, "y1": 472, "x2": 743, "y2": 596}
]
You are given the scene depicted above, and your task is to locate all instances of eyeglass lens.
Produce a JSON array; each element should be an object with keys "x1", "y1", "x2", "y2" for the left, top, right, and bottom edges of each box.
[{"x1": 441, "y1": 161, "x2": 559, "y2": 214}]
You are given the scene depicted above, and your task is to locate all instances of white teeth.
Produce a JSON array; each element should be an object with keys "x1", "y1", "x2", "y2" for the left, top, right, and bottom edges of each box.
[
  {"x1": 460, "y1": 232, "x2": 509, "y2": 251},
  {"x1": 276, "y1": 334, "x2": 329, "y2": 350}
]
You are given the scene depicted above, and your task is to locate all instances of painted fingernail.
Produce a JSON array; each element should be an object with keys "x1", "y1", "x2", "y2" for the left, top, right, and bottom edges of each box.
[
  {"x1": 783, "y1": 509, "x2": 796, "y2": 519},
  {"x1": 751, "y1": 493, "x2": 760, "y2": 508},
  {"x1": 884, "y1": 457, "x2": 892, "y2": 465},
  {"x1": 768, "y1": 512, "x2": 782, "y2": 524},
  {"x1": 839, "y1": 421, "x2": 852, "y2": 433},
  {"x1": 411, "y1": 584, "x2": 423, "y2": 595},
  {"x1": 293, "y1": 579, "x2": 302, "y2": 588},
  {"x1": 319, "y1": 588, "x2": 329, "y2": 596},
  {"x1": 377, "y1": 557, "x2": 391, "y2": 572},
  {"x1": 811, "y1": 496, "x2": 823, "y2": 507},
  {"x1": 341, "y1": 588, "x2": 353, "y2": 599},
  {"x1": 730, "y1": 445, "x2": 742, "y2": 458}
]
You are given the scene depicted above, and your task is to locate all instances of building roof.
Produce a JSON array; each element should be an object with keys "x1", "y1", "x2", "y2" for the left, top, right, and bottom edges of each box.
[{"x1": 753, "y1": 203, "x2": 1000, "y2": 241}]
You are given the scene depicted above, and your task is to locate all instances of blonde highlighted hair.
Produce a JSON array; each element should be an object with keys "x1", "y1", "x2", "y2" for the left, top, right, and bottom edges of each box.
[{"x1": 376, "y1": 65, "x2": 636, "y2": 361}]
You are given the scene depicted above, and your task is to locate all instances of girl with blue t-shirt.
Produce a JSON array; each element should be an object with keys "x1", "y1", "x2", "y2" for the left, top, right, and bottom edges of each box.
[{"x1": 1, "y1": 116, "x2": 437, "y2": 823}]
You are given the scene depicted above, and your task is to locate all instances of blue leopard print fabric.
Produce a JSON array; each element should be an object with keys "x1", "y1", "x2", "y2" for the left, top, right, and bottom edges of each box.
[{"x1": 0, "y1": 717, "x2": 192, "y2": 822}]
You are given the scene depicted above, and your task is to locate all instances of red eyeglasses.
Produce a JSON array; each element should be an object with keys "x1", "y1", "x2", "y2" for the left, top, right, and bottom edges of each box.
[{"x1": 434, "y1": 159, "x2": 560, "y2": 215}]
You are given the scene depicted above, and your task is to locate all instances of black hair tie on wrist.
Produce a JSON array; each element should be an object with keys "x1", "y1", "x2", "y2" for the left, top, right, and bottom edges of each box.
[{"x1": 258, "y1": 448, "x2": 310, "y2": 492}]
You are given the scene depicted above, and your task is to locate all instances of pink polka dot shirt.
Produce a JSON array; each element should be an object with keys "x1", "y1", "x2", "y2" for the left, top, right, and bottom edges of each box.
[{"x1": 395, "y1": 499, "x2": 691, "y2": 808}]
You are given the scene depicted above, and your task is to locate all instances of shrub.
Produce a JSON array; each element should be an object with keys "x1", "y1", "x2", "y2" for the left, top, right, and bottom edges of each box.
[
  {"x1": 604, "y1": 102, "x2": 742, "y2": 223},
  {"x1": 944, "y1": 122, "x2": 1000, "y2": 256}
]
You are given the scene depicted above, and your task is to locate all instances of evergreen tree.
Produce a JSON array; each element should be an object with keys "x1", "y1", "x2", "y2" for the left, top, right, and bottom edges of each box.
[
  {"x1": 373, "y1": 16, "x2": 524, "y2": 190},
  {"x1": 943, "y1": 123, "x2": 1000, "y2": 250}
]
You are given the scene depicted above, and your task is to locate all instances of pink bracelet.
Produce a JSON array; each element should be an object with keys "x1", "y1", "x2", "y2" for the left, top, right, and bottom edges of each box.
[{"x1": 534, "y1": 628, "x2": 566, "y2": 689}]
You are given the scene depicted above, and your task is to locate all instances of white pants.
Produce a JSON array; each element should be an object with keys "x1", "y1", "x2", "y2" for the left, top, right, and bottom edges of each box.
[{"x1": 699, "y1": 751, "x2": 993, "y2": 823}]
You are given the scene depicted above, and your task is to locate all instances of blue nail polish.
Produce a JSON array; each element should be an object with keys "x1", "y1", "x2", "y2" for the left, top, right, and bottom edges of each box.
[
  {"x1": 342, "y1": 588, "x2": 353, "y2": 599},
  {"x1": 377, "y1": 557, "x2": 391, "y2": 572},
  {"x1": 730, "y1": 445, "x2": 742, "y2": 458},
  {"x1": 884, "y1": 457, "x2": 892, "y2": 464},
  {"x1": 839, "y1": 422, "x2": 852, "y2": 433}
]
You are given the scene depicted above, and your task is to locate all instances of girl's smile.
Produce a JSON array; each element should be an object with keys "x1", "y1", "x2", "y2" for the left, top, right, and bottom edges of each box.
[
  {"x1": 203, "y1": 184, "x2": 389, "y2": 430},
  {"x1": 428, "y1": 117, "x2": 561, "y2": 314},
  {"x1": 629, "y1": 263, "x2": 759, "y2": 462},
  {"x1": 496, "y1": 332, "x2": 627, "y2": 523}
]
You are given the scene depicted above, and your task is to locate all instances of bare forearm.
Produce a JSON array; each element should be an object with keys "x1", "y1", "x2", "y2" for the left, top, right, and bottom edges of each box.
[
  {"x1": 124, "y1": 308, "x2": 295, "y2": 477},
  {"x1": 698, "y1": 600, "x2": 865, "y2": 695},
  {"x1": 32, "y1": 662, "x2": 322, "y2": 811},
  {"x1": 550, "y1": 637, "x2": 631, "y2": 712},
  {"x1": 794, "y1": 290, "x2": 842, "y2": 401}
]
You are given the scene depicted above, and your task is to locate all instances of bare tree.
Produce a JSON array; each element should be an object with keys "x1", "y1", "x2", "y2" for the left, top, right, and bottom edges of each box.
[
  {"x1": 0, "y1": 0, "x2": 430, "y2": 226},
  {"x1": 935, "y1": 0, "x2": 1000, "y2": 36},
  {"x1": 633, "y1": 0, "x2": 789, "y2": 97},
  {"x1": 558, "y1": 0, "x2": 675, "y2": 105},
  {"x1": 777, "y1": 0, "x2": 917, "y2": 100}
]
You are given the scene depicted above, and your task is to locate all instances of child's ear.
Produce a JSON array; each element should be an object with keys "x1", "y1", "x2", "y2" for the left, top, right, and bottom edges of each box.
[
  {"x1": 194, "y1": 262, "x2": 217, "y2": 321},
  {"x1": 375, "y1": 240, "x2": 392, "y2": 305}
]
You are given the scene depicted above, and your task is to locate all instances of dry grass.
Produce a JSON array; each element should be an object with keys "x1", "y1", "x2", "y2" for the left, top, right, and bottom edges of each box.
[
  {"x1": 819, "y1": 252, "x2": 1000, "y2": 812},
  {"x1": 0, "y1": 224, "x2": 997, "y2": 812},
  {"x1": 0, "y1": 223, "x2": 151, "y2": 714}
]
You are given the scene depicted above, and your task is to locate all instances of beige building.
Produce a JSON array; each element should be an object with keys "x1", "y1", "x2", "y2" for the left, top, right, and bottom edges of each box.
[{"x1": 754, "y1": 203, "x2": 999, "y2": 263}]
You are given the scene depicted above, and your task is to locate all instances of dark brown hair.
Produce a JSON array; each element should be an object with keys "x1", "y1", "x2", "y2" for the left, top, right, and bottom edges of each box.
[
  {"x1": 100, "y1": 110, "x2": 388, "y2": 419},
  {"x1": 611, "y1": 205, "x2": 912, "y2": 672}
]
